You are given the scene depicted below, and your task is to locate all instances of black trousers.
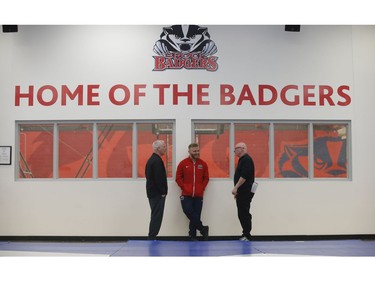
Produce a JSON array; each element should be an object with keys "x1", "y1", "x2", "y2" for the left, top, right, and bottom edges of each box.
[
  {"x1": 235, "y1": 188, "x2": 254, "y2": 236},
  {"x1": 148, "y1": 195, "x2": 166, "y2": 238},
  {"x1": 180, "y1": 196, "x2": 204, "y2": 237}
]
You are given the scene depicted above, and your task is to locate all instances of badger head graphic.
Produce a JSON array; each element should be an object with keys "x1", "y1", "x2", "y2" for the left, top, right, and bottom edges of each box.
[
  {"x1": 153, "y1": 25, "x2": 217, "y2": 56},
  {"x1": 277, "y1": 136, "x2": 347, "y2": 178}
]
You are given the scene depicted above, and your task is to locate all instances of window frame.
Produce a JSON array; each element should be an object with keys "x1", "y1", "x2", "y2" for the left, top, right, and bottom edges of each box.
[
  {"x1": 16, "y1": 120, "x2": 176, "y2": 180},
  {"x1": 192, "y1": 120, "x2": 351, "y2": 180}
]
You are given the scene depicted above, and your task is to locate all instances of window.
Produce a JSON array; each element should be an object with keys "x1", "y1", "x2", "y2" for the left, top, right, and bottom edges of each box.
[
  {"x1": 17, "y1": 121, "x2": 175, "y2": 179},
  {"x1": 274, "y1": 123, "x2": 308, "y2": 178},
  {"x1": 313, "y1": 124, "x2": 348, "y2": 178},
  {"x1": 58, "y1": 123, "x2": 93, "y2": 178},
  {"x1": 193, "y1": 123, "x2": 230, "y2": 178},
  {"x1": 235, "y1": 123, "x2": 270, "y2": 178},
  {"x1": 193, "y1": 120, "x2": 350, "y2": 180},
  {"x1": 19, "y1": 124, "x2": 54, "y2": 178},
  {"x1": 97, "y1": 123, "x2": 133, "y2": 178},
  {"x1": 137, "y1": 123, "x2": 174, "y2": 178}
]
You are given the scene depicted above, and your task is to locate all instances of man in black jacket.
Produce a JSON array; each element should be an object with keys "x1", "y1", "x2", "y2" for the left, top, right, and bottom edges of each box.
[
  {"x1": 232, "y1": 142, "x2": 255, "y2": 241},
  {"x1": 145, "y1": 139, "x2": 168, "y2": 240}
]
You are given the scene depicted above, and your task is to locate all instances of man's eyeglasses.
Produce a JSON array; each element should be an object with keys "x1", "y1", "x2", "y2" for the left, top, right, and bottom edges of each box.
[{"x1": 234, "y1": 146, "x2": 244, "y2": 151}]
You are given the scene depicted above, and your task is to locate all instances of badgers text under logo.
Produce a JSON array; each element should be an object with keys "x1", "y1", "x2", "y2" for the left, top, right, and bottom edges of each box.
[{"x1": 153, "y1": 25, "x2": 218, "y2": 71}]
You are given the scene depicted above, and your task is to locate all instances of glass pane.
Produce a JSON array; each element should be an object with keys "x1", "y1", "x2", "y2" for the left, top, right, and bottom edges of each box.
[
  {"x1": 313, "y1": 124, "x2": 348, "y2": 178},
  {"x1": 235, "y1": 123, "x2": 270, "y2": 178},
  {"x1": 58, "y1": 123, "x2": 93, "y2": 178},
  {"x1": 98, "y1": 123, "x2": 133, "y2": 178},
  {"x1": 137, "y1": 123, "x2": 173, "y2": 178},
  {"x1": 274, "y1": 123, "x2": 308, "y2": 178},
  {"x1": 194, "y1": 123, "x2": 230, "y2": 178},
  {"x1": 19, "y1": 124, "x2": 53, "y2": 178}
]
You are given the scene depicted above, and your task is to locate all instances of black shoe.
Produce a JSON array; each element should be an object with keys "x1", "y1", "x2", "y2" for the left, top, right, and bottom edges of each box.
[
  {"x1": 200, "y1": 226, "x2": 209, "y2": 240},
  {"x1": 189, "y1": 236, "x2": 198, "y2": 241}
]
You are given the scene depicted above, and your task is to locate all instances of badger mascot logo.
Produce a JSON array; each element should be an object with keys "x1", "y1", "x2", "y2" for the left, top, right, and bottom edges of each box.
[{"x1": 153, "y1": 25, "x2": 218, "y2": 71}]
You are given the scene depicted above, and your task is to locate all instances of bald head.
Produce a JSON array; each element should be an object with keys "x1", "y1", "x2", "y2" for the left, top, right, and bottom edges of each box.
[{"x1": 234, "y1": 142, "x2": 247, "y2": 157}]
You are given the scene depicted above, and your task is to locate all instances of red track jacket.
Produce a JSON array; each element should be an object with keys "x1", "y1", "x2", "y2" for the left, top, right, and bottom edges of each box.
[{"x1": 175, "y1": 157, "x2": 209, "y2": 197}]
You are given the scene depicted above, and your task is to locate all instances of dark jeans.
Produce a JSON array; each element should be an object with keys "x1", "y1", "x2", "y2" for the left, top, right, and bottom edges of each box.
[
  {"x1": 235, "y1": 188, "x2": 254, "y2": 237},
  {"x1": 180, "y1": 196, "x2": 204, "y2": 237},
  {"x1": 148, "y1": 195, "x2": 166, "y2": 238}
]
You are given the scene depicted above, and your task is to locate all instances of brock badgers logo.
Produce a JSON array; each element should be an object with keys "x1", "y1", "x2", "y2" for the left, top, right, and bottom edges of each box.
[{"x1": 153, "y1": 25, "x2": 218, "y2": 71}]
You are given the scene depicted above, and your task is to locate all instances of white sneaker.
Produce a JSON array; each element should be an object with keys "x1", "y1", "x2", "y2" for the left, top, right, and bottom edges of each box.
[{"x1": 239, "y1": 235, "x2": 251, "y2": 241}]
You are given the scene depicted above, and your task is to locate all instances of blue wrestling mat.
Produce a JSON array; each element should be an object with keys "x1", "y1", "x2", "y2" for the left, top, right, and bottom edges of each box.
[{"x1": 1, "y1": 239, "x2": 375, "y2": 257}]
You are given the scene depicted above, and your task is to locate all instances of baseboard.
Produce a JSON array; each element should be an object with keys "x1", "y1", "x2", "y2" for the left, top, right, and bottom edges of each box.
[{"x1": 1, "y1": 234, "x2": 374, "y2": 242}]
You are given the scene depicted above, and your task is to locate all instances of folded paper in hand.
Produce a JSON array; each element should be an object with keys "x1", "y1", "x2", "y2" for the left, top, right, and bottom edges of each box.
[{"x1": 251, "y1": 182, "x2": 258, "y2": 193}]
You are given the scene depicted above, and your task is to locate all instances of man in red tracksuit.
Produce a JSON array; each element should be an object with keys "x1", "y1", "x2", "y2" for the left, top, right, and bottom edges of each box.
[{"x1": 176, "y1": 143, "x2": 209, "y2": 240}]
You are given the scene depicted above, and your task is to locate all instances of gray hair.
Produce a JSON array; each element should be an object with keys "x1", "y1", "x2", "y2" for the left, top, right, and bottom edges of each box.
[{"x1": 152, "y1": 139, "x2": 165, "y2": 152}]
